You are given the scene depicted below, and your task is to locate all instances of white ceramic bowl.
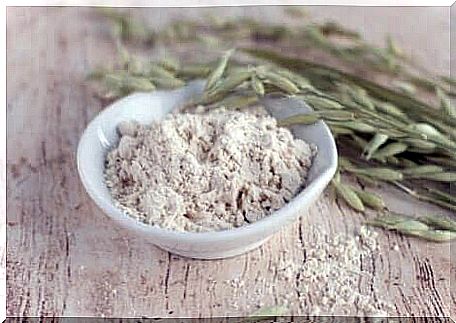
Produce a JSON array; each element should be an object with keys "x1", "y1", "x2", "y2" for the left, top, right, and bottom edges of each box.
[{"x1": 77, "y1": 81, "x2": 338, "y2": 259}]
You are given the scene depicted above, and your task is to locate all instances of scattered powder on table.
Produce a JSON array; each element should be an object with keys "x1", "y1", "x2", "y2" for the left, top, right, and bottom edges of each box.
[
  {"x1": 294, "y1": 226, "x2": 393, "y2": 316},
  {"x1": 105, "y1": 108, "x2": 316, "y2": 232},
  {"x1": 223, "y1": 226, "x2": 394, "y2": 316}
]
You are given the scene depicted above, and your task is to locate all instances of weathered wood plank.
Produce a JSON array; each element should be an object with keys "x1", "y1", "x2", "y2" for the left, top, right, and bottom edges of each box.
[{"x1": 6, "y1": 6, "x2": 455, "y2": 319}]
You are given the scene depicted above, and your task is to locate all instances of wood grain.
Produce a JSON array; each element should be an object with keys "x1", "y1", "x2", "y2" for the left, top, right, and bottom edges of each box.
[{"x1": 6, "y1": 6, "x2": 455, "y2": 318}]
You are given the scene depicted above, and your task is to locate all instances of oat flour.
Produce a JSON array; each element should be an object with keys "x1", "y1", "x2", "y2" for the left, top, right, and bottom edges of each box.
[
  {"x1": 222, "y1": 226, "x2": 393, "y2": 316},
  {"x1": 105, "y1": 108, "x2": 315, "y2": 232}
]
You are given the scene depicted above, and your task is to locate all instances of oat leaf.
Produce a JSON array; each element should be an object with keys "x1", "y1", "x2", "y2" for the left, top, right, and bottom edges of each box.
[
  {"x1": 275, "y1": 68, "x2": 313, "y2": 90},
  {"x1": 146, "y1": 63, "x2": 177, "y2": 79},
  {"x1": 402, "y1": 165, "x2": 444, "y2": 175},
  {"x1": 375, "y1": 102, "x2": 408, "y2": 120},
  {"x1": 367, "y1": 213, "x2": 456, "y2": 242},
  {"x1": 149, "y1": 77, "x2": 185, "y2": 89},
  {"x1": 278, "y1": 114, "x2": 320, "y2": 126},
  {"x1": 207, "y1": 71, "x2": 252, "y2": 96},
  {"x1": 351, "y1": 167, "x2": 403, "y2": 181},
  {"x1": 330, "y1": 121, "x2": 377, "y2": 133},
  {"x1": 330, "y1": 126, "x2": 354, "y2": 136},
  {"x1": 333, "y1": 181, "x2": 365, "y2": 212},
  {"x1": 407, "y1": 172, "x2": 456, "y2": 182},
  {"x1": 372, "y1": 142, "x2": 408, "y2": 159},
  {"x1": 205, "y1": 48, "x2": 235, "y2": 91},
  {"x1": 401, "y1": 138, "x2": 436, "y2": 150},
  {"x1": 259, "y1": 70, "x2": 300, "y2": 95},
  {"x1": 363, "y1": 133, "x2": 389, "y2": 160},
  {"x1": 251, "y1": 74, "x2": 265, "y2": 96},
  {"x1": 415, "y1": 230, "x2": 456, "y2": 242},
  {"x1": 300, "y1": 95, "x2": 345, "y2": 110},
  {"x1": 436, "y1": 88, "x2": 456, "y2": 118},
  {"x1": 353, "y1": 189, "x2": 386, "y2": 210},
  {"x1": 177, "y1": 65, "x2": 212, "y2": 78},
  {"x1": 219, "y1": 94, "x2": 259, "y2": 110},
  {"x1": 393, "y1": 81, "x2": 416, "y2": 95},
  {"x1": 419, "y1": 215, "x2": 456, "y2": 232}
]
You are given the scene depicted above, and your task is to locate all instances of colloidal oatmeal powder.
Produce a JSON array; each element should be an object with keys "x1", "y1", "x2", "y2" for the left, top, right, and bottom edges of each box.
[{"x1": 105, "y1": 108, "x2": 315, "y2": 232}]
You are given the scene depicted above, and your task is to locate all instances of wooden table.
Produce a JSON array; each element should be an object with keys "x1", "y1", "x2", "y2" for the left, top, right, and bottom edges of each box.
[{"x1": 6, "y1": 6, "x2": 455, "y2": 318}]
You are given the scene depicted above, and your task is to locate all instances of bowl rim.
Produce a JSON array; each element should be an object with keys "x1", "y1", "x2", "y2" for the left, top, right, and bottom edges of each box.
[{"x1": 76, "y1": 86, "x2": 338, "y2": 243}]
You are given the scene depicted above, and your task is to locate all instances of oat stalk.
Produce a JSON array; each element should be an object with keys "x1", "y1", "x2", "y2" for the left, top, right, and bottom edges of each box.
[{"x1": 90, "y1": 9, "x2": 456, "y2": 243}]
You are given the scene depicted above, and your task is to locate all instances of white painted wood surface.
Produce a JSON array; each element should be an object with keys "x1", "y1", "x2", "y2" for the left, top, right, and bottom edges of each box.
[{"x1": 6, "y1": 6, "x2": 455, "y2": 318}]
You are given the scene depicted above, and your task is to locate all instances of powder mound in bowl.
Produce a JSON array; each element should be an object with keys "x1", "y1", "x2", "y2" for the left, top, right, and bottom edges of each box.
[{"x1": 105, "y1": 108, "x2": 316, "y2": 232}]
